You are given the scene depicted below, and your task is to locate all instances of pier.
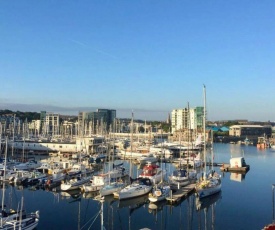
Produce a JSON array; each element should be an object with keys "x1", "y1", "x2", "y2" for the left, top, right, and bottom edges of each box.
[
  {"x1": 166, "y1": 183, "x2": 196, "y2": 203},
  {"x1": 220, "y1": 163, "x2": 250, "y2": 172}
]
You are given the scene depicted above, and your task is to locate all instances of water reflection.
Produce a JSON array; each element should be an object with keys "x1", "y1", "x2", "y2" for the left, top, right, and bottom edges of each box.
[
  {"x1": 196, "y1": 191, "x2": 222, "y2": 211},
  {"x1": 230, "y1": 172, "x2": 247, "y2": 182},
  {"x1": 196, "y1": 192, "x2": 221, "y2": 230},
  {"x1": 118, "y1": 194, "x2": 149, "y2": 210}
]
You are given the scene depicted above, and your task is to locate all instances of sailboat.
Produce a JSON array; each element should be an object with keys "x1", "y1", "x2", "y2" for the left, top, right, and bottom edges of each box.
[
  {"x1": 169, "y1": 106, "x2": 197, "y2": 190},
  {"x1": 0, "y1": 137, "x2": 39, "y2": 230},
  {"x1": 61, "y1": 174, "x2": 92, "y2": 191},
  {"x1": 148, "y1": 134, "x2": 171, "y2": 203},
  {"x1": 100, "y1": 135, "x2": 128, "y2": 196},
  {"x1": 195, "y1": 85, "x2": 222, "y2": 199},
  {"x1": 113, "y1": 112, "x2": 153, "y2": 200}
]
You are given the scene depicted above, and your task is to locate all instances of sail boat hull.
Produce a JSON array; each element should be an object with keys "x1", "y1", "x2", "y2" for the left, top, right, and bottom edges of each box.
[
  {"x1": 195, "y1": 180, "x2": 221, "y2": 199},
  {"x1": 100, "y1": 182, "x2": 125, "y2": 196},
  {"x1": 2, "y1": 217, "x2": 39, "y2": 230},
  {"x1": 114, "y1": 178, "x2": 152, "y2": 200},
  {"x1": 148, "y1": 185, "x2": 171, "y2": 202}
]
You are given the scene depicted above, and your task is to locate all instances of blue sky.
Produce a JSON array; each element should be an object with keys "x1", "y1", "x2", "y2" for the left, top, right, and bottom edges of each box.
[{"x1": 1, "y1": 1, "x2": 275, "y2": 121}]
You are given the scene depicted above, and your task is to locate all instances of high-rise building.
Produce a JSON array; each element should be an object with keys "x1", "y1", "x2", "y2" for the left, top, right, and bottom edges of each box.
[
  {"x1": 78, "y1": 109, "x2": 116, "y2": 136},
  {"x1": 45, "y1": 113, "x2": 60, "y2": 136},
  {"x1": 171, "y1": 106, "x2": 204, "y2": 133}
]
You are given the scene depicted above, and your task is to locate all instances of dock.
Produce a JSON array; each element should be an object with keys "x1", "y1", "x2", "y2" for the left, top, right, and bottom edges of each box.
[
  {"x1": 166, "y1": 183, "x2": 196, "y2": 203},
  {"x1": 220, "y1": 163, "x2": 250, "y2": 172}
]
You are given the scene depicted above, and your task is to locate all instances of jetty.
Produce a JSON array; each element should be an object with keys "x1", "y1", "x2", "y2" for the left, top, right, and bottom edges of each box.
[
  {"x1": 166, "y1": 183, "x2": 196, "y2": 203},
  {"x1": 220, "y1": 157, "x2": 250, "y2": 172},
  {"x1": 220, "y1": 163, "x2": 250, "y2": 172}
]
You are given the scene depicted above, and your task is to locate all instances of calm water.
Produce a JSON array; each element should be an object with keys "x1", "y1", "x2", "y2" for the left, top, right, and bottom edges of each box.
[{"x1": 2, "y1": 143, "x2": 275, "y2": 230}]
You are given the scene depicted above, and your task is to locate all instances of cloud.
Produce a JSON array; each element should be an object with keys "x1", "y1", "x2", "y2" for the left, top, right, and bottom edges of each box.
[{"x1": 68, "y1": 39, "x2": 119, "y2": 59}]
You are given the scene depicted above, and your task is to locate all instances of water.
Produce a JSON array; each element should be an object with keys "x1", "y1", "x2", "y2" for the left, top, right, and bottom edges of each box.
[{"x1": 1, "y1": 143, "x2": 275, "y2": 230}]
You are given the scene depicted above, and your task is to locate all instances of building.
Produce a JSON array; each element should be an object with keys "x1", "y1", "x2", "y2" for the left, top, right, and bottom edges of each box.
[
  {"x1": 171, "y1": 106, "x2": 204, "y2": 133},
  {"x1": 78, "y1": 109, "x2": 116, "y2": 136},
  {"x1": 45, "y1": 113, "x2": 60, "y2": 136},
  {"x1": 10, "y1": 136, "x2": 105, "y2": 154},
  {"x1": 229, "y1": 125, "x2": 272, "y2": 137},
  {"x1": 29, "y1": 120, "x2": 41, "y2": 136}
]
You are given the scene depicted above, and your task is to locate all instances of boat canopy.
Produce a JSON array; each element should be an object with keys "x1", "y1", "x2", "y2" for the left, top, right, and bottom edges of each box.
[{"x1": 173, "y1": 169, "x2": 187, "y2": 177}]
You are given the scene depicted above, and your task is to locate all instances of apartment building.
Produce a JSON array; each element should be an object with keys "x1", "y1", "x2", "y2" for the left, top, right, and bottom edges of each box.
[
  {"x1": 78, "y1": 109, "x2": 116, "y2": 136},
  {"x1": 171, "y1": 106, "x2": 204, "y2": 133}
]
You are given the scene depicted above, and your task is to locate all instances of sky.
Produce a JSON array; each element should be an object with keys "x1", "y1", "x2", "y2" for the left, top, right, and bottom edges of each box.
[{"x1": 1, "y1": 1, "x2": 275, "y2": 121}]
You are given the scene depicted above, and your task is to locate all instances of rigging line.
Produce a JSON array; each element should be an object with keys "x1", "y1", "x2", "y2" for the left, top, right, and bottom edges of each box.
[
  {"x1": 80, "y1": 209, "x2": 101, "y2": 230},
  {"x1": 116, "y1": 209, "x2": 124, "y2": 230},
  {"x1": 83, "y1": 199, "x2": 90, "y2": 223},
  {"x1": 87, "y1": 210, "x2": 102, "y2": 230},
  {"x1": 11, "y1": 185, "x2": 19, "y2": 205}
]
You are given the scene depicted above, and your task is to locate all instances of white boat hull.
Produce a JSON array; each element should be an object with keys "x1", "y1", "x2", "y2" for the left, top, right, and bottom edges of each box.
[
  {"x1": 196, "y1": 183, "x2": 222, "y2": 199},
  {"x1": 100, "y1": 182, "x2": 125, "y2": 196},
  {"x1": 114, "y1": 183, "x2": 152, "y2": 200},
  {"x1": 61, "y1": 177, "x2": 91, "y2": 191},
  {"x1": 148, "y1": 185, "x2": 171, "y2": 203}
]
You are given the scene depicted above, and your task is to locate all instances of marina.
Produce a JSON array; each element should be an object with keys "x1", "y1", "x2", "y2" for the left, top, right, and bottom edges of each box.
[{"x1": 0, "y1": 143, "x2": 274, "y2": 229}]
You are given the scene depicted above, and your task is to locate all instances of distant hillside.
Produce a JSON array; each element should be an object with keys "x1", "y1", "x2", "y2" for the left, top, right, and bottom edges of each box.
[{"x1": 0, "y1": 110, "x2": 40, "y2": 121}]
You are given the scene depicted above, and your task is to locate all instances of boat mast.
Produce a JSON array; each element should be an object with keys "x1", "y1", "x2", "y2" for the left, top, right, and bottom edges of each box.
[
  {"x1": 12, "y1": 114, "x2": 15, "y2": 157},
  {"x1": 203, "y1": 85, "x2": 207, "y2": 178},
  {"x1": 187, "y1": 102, "x2": 190, "y2": 171},
  {"x1": 130, "y1": 111, "x2": 134, "y2": 178},
  {"x1": 1, "y1": 137, "x2": 8, "y2": 227}
]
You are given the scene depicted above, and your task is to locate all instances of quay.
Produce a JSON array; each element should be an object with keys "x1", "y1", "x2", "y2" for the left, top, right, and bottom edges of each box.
[
  {"x1": 219, "y1": 156, "x2": 250, "y2": 173},
  {"x1": 220, "y1": 163, "x2": 250, "y2": 172},
  {"x1": 166, "y1": 183, "x2": 196, "y2": 203}
]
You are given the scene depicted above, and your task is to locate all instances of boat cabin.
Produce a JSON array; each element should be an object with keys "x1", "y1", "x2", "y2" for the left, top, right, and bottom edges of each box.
[
  {"x1": 141, "y1": 164, "x2": 159, "y2": 176},
  {"x1": 230, "y1": 157, "x2": 247, "y2": 168}
]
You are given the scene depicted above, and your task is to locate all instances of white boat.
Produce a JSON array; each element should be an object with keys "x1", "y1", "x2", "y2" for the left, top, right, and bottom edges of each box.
[
  {"x1": 137, "y1": 153, "x2": 158, "y2": 164},
  {"x1": 138, "y1": 163, "x2": 166, "y2": 184},
  {"x1": 195, "y1": 85, "x2": 222, "y2": 199},
  {"x1": 148, "y1": 184, "x2": 171, "y2": 203},
  {"x1": 10, "y1": 170, "x2": 33, "y2": 184},
  {"x1": 175, "y1": 153, "x2": 203, "y2": 168},
  {"x1": 81, "y1": 174, "x2": 109, "y2": 193},
  {"x1": 113, "y1": 178, "x2": 153, "y2": 200},
  {"x1": 61, "y1": 175, "x2": 92, "y2": 191},
  {"x1": 36, "y1": 161, "x2": 65, "y2": 175},
  {"x1": 27, "y1": 171, "x2": 48, "y2": 185},
  {"x1": 67, "y1": 163, "x2": 93, "y2": 177},
  {"x1": 100, "y1": 181, "x2": 126, "y2": 196},
  {"x1": 0, "y1": 169, "x2": 16, "y2": 182},
  {"x1": 99, "y1": 163, "x2": 128, "y2": 196},
  {"x1": 169, "y1": 169, "x2": 195, "y2": 188},
  {"x1": 44, "y1": 169, "x2": 66, "y2": 187},
  {"x1": 0, "y1": 208, "x2": 40, "y2": 230},
  {"x1": 106, "y1": 163, "x2": 128, "y2": 179},
  {"x1": 195, "y1": 170, "x2": 222, "y2": 198},
  {"x1": 13, "y1": 159, "x2": 41, "y2": 171},
  {"x1": 149, "y1": 146, "x2": 174, "y2": 159},
  {"x1": 0, "y1": 138, "x2": 40, "y2": 230},
  {"x1": 117, "y1": 150, "x2": 154, "y2": 160}
]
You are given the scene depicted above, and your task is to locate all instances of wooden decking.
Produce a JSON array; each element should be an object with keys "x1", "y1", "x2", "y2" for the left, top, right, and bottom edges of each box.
[{"x1": 166, "y1": 183, "x2": 196, "y2": 203}]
